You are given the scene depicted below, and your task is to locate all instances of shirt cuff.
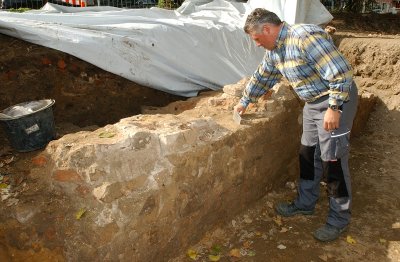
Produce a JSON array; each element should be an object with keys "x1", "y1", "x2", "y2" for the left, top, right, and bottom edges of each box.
[
  {"x1": 239, "y1": 97, "x2": 250, "y2": 108},
  {"x1": 328, "y1": 97, "x2": 344, "y2": 107}
]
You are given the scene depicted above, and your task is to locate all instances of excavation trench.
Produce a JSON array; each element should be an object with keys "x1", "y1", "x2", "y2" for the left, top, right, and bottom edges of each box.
[{"x1": 0, "y1": 30, "x2": 399, "y2": 261}]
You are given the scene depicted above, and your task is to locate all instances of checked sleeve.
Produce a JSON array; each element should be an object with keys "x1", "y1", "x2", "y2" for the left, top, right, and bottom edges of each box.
[{"x1": 240, "y1": 53, "x2": 282, "y2": 108}]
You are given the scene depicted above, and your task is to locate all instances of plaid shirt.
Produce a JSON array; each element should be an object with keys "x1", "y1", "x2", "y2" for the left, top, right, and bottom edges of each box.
[{"x1": 240, "y1": 22, "x2": 353, "y2": 108}]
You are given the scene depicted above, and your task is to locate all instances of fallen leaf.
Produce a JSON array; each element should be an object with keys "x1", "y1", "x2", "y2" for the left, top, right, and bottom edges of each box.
[
  {"x1": 280, "y1": 227, "x2": 288, "y2": 233},
  {"x1": 318, "y1": 254, "x2": 328, "y2": 261},
  {"x1": 285, "y1": 181, "x2": 296, "y2": 190},
  {"x1": 32, "y1": 242, "x2": 41, "y2": 251},
  {"x1": 273, "y1": 216, "x2": 283, "y2": 226},
  {"x1": 266, "y1": 201, "x2": 274, "y2": 209},
  {"x1": 75, "y1": 208, "x2": 86, "y2": 220},
  {"x1": 239, "y1": 248, "x2": 247, "y2": 256},
  {"x1": 379, "y1": 238, "x2": 387, "y2": 244},
  {"x1": 4, "y1": 156, "x2": 14, "y2": 165},
  {"x1": 187, "y1": 249, "x2": 199, "y2": 260},
  {"x1": 211, "y1": 244, "x2": 222, "y2": 255},
  {"x1": 346, "y1": 235, "x2": 356, "y2": 244},
  {"x1": 247, "y1": 250, "x2": 256, "y2": 257},
  {"x1": 277, "y1": 244, "x2": 286, "y2": 250},
  {"x1": 2, "y1": 176, "x2": 10, "y2": 183},
  {"x1": 0, "y1": 183, "x2": 9, "y2": 189},
  {"x1": 242, "y1": 241, "x2": 252, "y2": 249},
  {"x1": 244, "y1": 217, "x2": 252, "y2": 224},
  {"x1": 6, "y1": 198, "x2": 19, "y2": 206},
  {"x1": 208, "y1": 254, "x2": 220, "y2": 261},
  {"x1": 99, "y1": 132, "x2": 116, "y2": 138},
  {"x1": 229, "y1": 249, "x2": 241, "y2": 258},
  {"x1": 15, "y1": 176, "x2": 25, "y2": 186}
]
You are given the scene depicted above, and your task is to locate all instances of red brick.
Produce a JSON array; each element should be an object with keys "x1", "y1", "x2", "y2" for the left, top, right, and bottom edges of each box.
[
  {"x1": 53, "y1": 169, "x2": 82, "y2": 183},
  {"x1": 57, "y1": 59, "x2": 67, "y2": 70},
  {"x1": 31, "y1": 155, "x2": 48, "y2": 167}
]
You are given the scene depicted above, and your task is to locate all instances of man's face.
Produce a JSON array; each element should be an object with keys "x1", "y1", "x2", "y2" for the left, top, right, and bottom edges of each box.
[{"x1": 249, "y1": 25, "x2": 275, "y2": 50}]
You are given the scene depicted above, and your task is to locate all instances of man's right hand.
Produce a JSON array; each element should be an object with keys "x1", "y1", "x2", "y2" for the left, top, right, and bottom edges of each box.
[{"x1": 234, "y1": 103, "x2": 247, "y2": 115}]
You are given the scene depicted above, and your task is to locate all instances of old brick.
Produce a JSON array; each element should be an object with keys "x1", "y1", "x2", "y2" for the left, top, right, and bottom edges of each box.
[
  {"x1": 102, "y1": 182, "x2": 124, "y2": 203},
  {"x1": 75, "y1": 185, "x2": 90, "y2": 198},
  {"x1": 53, "y1": 169, "x2": 82, "y2": 183},
  {"x1": 89, "y1": 170, "x2": 106, "y2": 182},
  {"x1": 32, "y1": 155, "x2": 48, "y2": 167},
  {"x1": 92, "y1": 182, "x2": 124, "y2": 203}
]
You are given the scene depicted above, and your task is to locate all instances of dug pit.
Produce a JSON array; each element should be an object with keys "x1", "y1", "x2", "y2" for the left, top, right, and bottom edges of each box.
[{"x1": 0, "y1": 14, "x2": 400, "y2": 261}]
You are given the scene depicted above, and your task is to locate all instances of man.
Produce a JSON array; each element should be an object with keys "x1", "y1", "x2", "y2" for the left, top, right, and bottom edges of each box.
[{"x1": 235, "y1": 8, "x2": 358, "y2": 242}]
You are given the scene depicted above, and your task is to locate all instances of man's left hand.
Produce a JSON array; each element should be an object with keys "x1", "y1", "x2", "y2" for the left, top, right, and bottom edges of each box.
[{"x1": 324, "y1": 108, "x2": 341, "y2": 131}]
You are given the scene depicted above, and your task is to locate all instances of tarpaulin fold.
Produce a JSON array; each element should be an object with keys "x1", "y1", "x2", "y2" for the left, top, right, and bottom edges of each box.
[{"x1": 0, "y1": 0, "x2": 332, "y2": 96}]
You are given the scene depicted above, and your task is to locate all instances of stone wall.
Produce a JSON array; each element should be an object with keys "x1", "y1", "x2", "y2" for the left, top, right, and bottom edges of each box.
[
  {"x1": 36, "y1": 78, "x2": 378, "y2": 261},
  {"x1": 42, "y1": 84, "x2": 303, "y2": 261}
]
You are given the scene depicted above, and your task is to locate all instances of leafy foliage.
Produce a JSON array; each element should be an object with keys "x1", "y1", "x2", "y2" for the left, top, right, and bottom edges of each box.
[
  {"x1": 157, "y1": 0, "x2": 183, "y2": 9},
  {"x1": 7, "y1": 8, "x2": 31, "y2": 12},
  {"x1": 323, "y1": 0, "x2": 382, "y2": 13}
]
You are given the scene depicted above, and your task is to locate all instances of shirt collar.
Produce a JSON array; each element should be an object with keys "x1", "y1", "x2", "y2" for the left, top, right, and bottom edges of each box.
[{"x1": 275, "y1": 22, "x2": 288, "y2": 49}]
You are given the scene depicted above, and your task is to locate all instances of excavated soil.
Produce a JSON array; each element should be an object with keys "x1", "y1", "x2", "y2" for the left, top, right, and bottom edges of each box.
[{"x1": 1, "y1": 12, "x2": 400, "y2": 262}]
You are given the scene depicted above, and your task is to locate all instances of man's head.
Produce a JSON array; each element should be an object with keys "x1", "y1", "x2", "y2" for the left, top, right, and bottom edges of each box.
[{"x1": 244, "y1": 8, "x2": 282, "y2": 50}]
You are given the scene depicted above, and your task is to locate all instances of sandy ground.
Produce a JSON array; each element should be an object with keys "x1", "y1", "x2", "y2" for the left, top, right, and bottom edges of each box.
[
  {"x1": 0, "y1": 12, "x2": 400, "y2": 262},
  {"x1": 170, "y1": 101, "x2": 400, "y2": 262}
]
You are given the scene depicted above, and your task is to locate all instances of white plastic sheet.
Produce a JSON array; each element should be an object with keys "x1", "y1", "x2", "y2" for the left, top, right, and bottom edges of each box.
[{"x1": 0, "y1": 0, "x2": 332, "y2": 97}]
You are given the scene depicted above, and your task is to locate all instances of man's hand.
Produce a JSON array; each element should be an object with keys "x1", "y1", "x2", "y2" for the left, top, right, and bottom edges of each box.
[
  {"x1": 324, "y1": 108, "x2": 341, "y2": 131},
  {"x1": 234, "y1": 103, "x2": 247, "y2": 115}
]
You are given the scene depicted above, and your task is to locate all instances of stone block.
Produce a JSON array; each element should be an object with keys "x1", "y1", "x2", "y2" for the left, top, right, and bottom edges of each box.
[
  {"x1": 207, "y1": 97, "x2": 226, "y2": 107},
  {"x1": 92, "y1": 182, "x2": 125, "y2": 203},
  {"x1": 93, "y1": 182, "x2": 111, "y2": 201},
  {"x1": 102, "y1": 182, "x2": 124, "y2": 203},
  {"x1": 222, "y1": 77, "x2": 249, "y2": 97},
  {"x1": 53, "y1": 169, "x2": 82, "y2": 183}
]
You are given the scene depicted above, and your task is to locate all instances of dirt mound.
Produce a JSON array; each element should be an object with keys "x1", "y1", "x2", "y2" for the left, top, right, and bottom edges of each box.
[
  {"x1": 328, "y1": 12, "x2": 400, "y2": 35},
  {"x1": 337, "y1": 36, "x2": 400, "y2": 110}
]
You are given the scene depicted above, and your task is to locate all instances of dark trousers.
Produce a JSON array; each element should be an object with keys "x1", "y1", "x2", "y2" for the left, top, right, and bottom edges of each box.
[{"x1": 294, "y1": 83, "x2": 358, "y2": 228}]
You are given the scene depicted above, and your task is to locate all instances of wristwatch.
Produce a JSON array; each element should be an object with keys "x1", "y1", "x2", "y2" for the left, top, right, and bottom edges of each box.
[{"x1": 328, "y1": 104, "x2": 342, "y2": 111}]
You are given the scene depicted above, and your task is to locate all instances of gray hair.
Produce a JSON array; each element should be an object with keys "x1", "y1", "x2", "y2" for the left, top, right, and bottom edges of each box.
[{"x1": 244, "y1": 8, "x2": 282, "y2": 34}]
